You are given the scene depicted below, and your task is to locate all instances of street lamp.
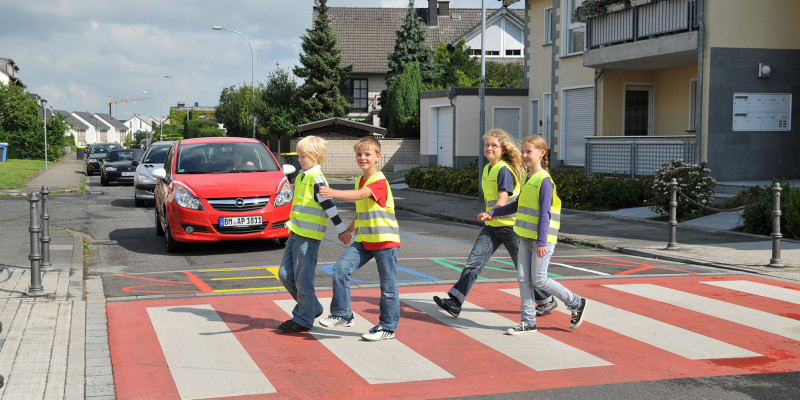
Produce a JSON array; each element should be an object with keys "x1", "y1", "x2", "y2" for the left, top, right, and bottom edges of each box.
[
  {"x1": 41, "y1": 99, "x2": 48, "y2": 170},
  {"x1": 212, "y1": 25, "x2": 256, "y2": 139},
  {"x1": 142, "y1": 90, "x2": 164, "y2": 141},
  {"x1": 163, "y1": 74, "x2": 190, "y2": 126}
]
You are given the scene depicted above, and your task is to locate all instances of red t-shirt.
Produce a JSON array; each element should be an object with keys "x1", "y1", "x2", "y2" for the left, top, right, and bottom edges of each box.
[{"x1": 359, "y1": 177, "x2": 401, "y2": 250}]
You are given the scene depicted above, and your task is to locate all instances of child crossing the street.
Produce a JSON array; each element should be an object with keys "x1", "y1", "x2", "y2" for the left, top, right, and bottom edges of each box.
[
  {"x1": 479, "y1": 135, "x2": 589, "y2": 335},
  {"x1": 276, "y1": 136, "x2": 348, "y2": 333},
  {"x1": 318, "y1": 137, "x2": 402, "y2": 341},
  {"x1": 433, "y1": 129, "x2": 557, "y2": 319}
]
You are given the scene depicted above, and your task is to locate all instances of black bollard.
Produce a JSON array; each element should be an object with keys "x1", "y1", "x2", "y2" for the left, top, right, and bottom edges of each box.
[
  {"x1": 40, "y1": 186, "x2": 54, "y2": 272},
  {"x1": 26, "y1": 192, "x2": 45, "y2": 297}
]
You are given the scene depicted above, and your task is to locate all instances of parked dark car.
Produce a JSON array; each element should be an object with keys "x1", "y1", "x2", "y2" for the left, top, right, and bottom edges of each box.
[
  {"x1": 86, "y1": 142, "x2": 122, "y2": 176},
  {"x1": 133, "y1": 141, "x2": 174, "y2": 207},
  {"x1": 100, "y1": 148, "x2": 143, "y2": 186}
]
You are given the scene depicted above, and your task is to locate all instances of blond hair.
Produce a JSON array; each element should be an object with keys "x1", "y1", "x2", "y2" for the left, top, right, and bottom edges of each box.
[
  {"x1": 484, "y1": 129, "x2": 524, "y2": 181},
  {"x1": 296, "y1": 135, "x2": 327, "y2": 164},
  {"x1": 520, "y1": 135, "x2": 549, "y2": 171},
  {"x1": 354, "y1": 136, "x2": 381, "y2": 154}
]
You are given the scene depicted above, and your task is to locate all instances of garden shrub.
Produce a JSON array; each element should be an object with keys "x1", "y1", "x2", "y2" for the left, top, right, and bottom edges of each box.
[
  {"x1": 648, "y1": 160, "x2": 715, "y2": 220},
  {"x1": 739, "y1": 181, "x2": 800, "y2": 239},
  {"x1": 592, "y1": 176, "x2": 652, "y2": 210}
]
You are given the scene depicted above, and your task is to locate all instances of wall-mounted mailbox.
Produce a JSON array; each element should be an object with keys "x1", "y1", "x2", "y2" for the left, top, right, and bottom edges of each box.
[{"x1": 732, "y1": 93, "x2": 791, "y2": 131}]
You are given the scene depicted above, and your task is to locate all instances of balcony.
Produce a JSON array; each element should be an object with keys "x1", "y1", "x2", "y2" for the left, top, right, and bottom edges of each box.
[
  {"x1": 585, "y1": 135, "x2": 696, "y2": 177},
  {"x1": 583, "y1": 0, "x2": 699, "y2": 70}
]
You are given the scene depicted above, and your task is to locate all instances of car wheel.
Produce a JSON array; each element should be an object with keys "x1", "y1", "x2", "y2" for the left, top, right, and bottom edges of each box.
[
  {"x1": 163, "y1": 214, "x2": 182, "y2": 253},
  {"x1": 134, "y1": 198, "x2": 144, "y2": 207},
  {"x1": 86, "y1": 168, "x2": 93, "y2": 176},
  {"x1": 100, "y1": 173, "x2": 109, "y2": 186},
  {"x1": 155, "y1": 208, "x2": 165, "y2": 236}
]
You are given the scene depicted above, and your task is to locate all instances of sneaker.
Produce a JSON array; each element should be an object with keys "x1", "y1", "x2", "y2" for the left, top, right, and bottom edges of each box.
[
  {"x1": 569, "y1": 298, "x2": 588, "y2": 330},
  {"x1": 319, "y1": 313, "x2": 354, "y2": 327},
  {"x1": 505, "y1": 322, "x2": 537, "y2": 335},
  {"x1": 536, "y1": 299, "x2": 558, "y2": 316},
  {"x1": 276, "y1": 319, "x2": 310, "y2": 333},
  {"x1": 433, "y1": 295, "x2": 461, "y2": 318},
  {"x1": 361, "y1": 326, "x2": 395, "y2": 341}
]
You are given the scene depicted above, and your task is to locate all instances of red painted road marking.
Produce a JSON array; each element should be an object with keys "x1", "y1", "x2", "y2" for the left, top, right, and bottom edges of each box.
[
  {"x1": 108, "y1": 275, "x2": 800, "y2": 399},
  {"x1": 118, "y1": 271, "x2": 213, "y2": 293}
]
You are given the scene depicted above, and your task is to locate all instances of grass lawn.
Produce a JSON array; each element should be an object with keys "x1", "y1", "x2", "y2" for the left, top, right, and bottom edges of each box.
[{"x1": 0, "y1": 159, "x2": 46, "y2": 189}]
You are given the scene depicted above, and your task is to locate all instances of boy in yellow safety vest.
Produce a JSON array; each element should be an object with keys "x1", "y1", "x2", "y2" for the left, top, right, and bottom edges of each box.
[
  {"x1": 276, "y1": 136, "x2": 348, "y2": 333},
  {"x1": 318, "y1": 137, "x2": 401, "y2": 341}
]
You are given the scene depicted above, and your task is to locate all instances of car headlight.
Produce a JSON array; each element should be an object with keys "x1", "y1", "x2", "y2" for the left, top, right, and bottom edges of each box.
[
  {"x1": 136, "y1": 173, "x2": 155, "y2": 184},
  {"x1": 105, "y1": 166, "x2": 117, "y2": 172},
  {"x1": 175, "y1": 184, "x2": 204, "y2": 210},
  {"x1": 273, "y1": 180, "x2": 293, "y2": 208},
  {"x1": 89, "y1": 159, "x2": 99, "y2": 164}
]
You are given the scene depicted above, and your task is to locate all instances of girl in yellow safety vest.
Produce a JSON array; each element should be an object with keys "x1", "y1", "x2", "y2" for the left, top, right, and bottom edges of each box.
[
  {"x1": 434, "y1": 129, "x2": 557, "y2": 319},
  {"x1": 479, "y1": 135, "x2": 589, "y2": 335}
]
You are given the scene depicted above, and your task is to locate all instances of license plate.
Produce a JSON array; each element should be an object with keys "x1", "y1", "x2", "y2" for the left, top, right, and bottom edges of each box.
[
  {"x1": 219, "y1": 216, "x2": 262, "y2": 227},
  {"x1": 122, "y1": 172, "x2": 135, "y2": 176}
]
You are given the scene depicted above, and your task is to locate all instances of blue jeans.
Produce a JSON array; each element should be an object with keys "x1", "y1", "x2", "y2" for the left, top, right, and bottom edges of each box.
[
  {"x1": 518, "y1": 238, "x2": 582, "y2": 325},
  {"x1": 278, "y1": 233, "x2": 324, "y2": 328},
  {"x1": 448, "y1": 226, "x2": 553, "y2": 305},
  {"x1": 329, "y1": 241, "x2": 400, "y2": 331}
]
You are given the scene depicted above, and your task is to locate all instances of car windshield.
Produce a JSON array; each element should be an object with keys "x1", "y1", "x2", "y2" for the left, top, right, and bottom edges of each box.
[
  {"x1": 106, "y1": 149, "x2": 143, "y2": 162},
  {"x1": 143, "y1": 145, "x2": 171, "y2": 163},
  {"x1": 176, "y1": 142, "x2": 279, "y2": 174},
  {"x1": 91, "y1": 144, "x2": 121, "y2": 154}
]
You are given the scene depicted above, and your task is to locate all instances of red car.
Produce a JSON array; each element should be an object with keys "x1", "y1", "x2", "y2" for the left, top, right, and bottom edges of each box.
[{"x1": 152, "y1": 137, "x2": 296, "y2": 252}]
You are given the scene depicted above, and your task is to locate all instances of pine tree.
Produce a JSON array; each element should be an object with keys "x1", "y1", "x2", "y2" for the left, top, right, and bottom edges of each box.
[
  {"x1": 385, "y1": 62, "x2": 422, "y2": 138},
  {"x1": 293, "y1": 1, "x2": 353, "y2": 125},
  {"x1": 386, "y1": 0, "x2": 439, "y2": 85}
]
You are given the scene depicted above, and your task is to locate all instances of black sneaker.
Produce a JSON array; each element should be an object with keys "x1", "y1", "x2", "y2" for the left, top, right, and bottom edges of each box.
[
  {"x1": 433, "y1": 295, "x2": 461, "y2": 318},
  {"x1": 536, "y1": 299, "x2": 558, "y2": 316},
  {"x1": 276, "y1": 319, "x2": 310, "y2": 333},
  {"x1": 569, "y1": 298, "x2": 588, "y2": 330},
  {"x1": 505, "y1": 322, "x2": 537, "y2": 335}
]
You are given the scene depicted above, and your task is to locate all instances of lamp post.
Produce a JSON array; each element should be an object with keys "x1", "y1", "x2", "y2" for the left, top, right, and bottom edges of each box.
[
  {"x1": 163, "y1": 75, "x2": 190, "y2": 126},
  {"x1": 41, "y1": 99, "x2": 48, "y2": 170},
  {"x1": 212, "y1": 25, "x2": 256, "y2": 139},
  {"x1": 142, "y1": 90, "x2": 164, "y2": 141}
]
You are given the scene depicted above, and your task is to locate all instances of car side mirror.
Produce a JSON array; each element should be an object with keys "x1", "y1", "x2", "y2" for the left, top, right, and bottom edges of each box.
[
  {"x1": 152, "y1": 168, "x2": 167, "y2": 180},
  {"x1": 282, "y1": 164, "x2": 297, "y2": 176},
  {"x1": 132, "y1": 160, "x2": 139, "y2": 166}
]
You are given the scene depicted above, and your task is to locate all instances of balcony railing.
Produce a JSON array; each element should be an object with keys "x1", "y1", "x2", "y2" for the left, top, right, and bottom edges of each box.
[
  {"x1": 586, "y1": 0, "x2": 698, "y2": 50},
  {"x1": 585, "y1": 135, "x2": 696, "y2": 177}
]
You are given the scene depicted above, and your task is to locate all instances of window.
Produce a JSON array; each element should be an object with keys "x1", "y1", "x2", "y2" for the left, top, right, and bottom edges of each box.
[
  {"x1": 505, "y1": 49, "x2": 521, "y2": 56},
  {"x1": 544, "y1": 7, "x2": 553, "y2": 45},
  {"x1": 340, "y1": 78, "x2": 368, "y2": 112},
  {"x1": 564, "y1": 0, "x2": 586, "y2": 55}
]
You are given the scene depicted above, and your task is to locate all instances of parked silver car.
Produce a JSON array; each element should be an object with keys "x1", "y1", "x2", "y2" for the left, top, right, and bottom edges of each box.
[{"x1": 133, "y1": 141, "x2": 174, "y2": 207}]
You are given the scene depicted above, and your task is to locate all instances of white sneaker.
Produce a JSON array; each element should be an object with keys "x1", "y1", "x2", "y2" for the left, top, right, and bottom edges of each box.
[
  {"x1": 361, "y1": 326, "x2": 395, "y2": 341},
  {"x1": 319, "y1": 313, "x2": 354, "y2": 327},
  {"x1": 505, "y1": 322, "x2": 537, "y2": 335}
]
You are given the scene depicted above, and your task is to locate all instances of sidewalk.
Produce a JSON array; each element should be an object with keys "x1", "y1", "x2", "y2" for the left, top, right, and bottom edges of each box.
[{"x1": 0, "y1": 158, "x2": 797, "y2": 399}]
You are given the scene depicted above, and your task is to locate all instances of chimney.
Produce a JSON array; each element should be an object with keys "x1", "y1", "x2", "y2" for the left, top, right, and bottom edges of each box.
[
  {"x1": 428, "y1": 0, "x2": 438, "y2": 26},
  {"x1": 438, "y1": 1, "x2": 450, "y2": 16}
]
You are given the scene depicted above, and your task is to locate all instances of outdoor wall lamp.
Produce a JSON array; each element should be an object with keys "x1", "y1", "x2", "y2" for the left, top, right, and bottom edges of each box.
[{"x1": 758, "y1": 63, "x2": 771, "y2": 79}]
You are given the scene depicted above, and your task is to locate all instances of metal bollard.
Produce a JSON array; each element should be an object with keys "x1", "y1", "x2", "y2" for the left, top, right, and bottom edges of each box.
[
  {"x1": 26, "y1": 192, "x2": 45, "y2": 296},
  {"x1": 40, "y1": 186, "x2": 54, "y2": 272},
  {"x1": 666, "y1": 178, "x2": 678, "y2": 250},
  {"x1": 767, "y1": 182, "x2": 784, "y2": 268}
]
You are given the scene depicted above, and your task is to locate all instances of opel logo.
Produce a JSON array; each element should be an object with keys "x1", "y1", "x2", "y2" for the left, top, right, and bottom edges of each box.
[{"x1": 235, "y1": 198, "x2": 245, "y2": 208}]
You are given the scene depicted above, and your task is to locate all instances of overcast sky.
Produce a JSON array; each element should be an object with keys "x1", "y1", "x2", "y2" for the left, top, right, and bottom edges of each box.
[{"x1": 1, "y1": 0, "x2": 522, "y2": 122}]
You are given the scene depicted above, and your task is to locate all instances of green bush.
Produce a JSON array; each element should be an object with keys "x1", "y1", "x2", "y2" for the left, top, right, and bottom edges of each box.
[
  {"x1": 592, "y1": 176, "x2": 652, "y2": 210},
  {"x1": 739, "y1": 181, "x2": 800, "y2": 239},
  {"x1": 549, "y1": 168, "x2": 602, "y2": 209},
  {"x1": 648, "y1": 160, "x2": 715, "y2": 220}
]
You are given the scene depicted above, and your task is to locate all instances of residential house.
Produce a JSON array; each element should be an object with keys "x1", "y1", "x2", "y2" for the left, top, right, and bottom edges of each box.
[
  {"x1": 72, "y1": 112, "x2": 106, "y2": 144},
  {"x1": 524, "y1": 0, "x2": 799, "y2": 181},
  {"x1": 124, "y1": 115, "x2": 159, "y2": 135},
  {"x1": 322, "y1": 0, "x2": 526, "y2": 126},
  {"x1": 0, "y1": 57, "x2": 25, "y2": 88},
  {"x1": 94, "y1": 113, "x2": 129, "y2": 144},
  {"x1": 56, "y1": 111, "x2": 91, "y2": 146}
]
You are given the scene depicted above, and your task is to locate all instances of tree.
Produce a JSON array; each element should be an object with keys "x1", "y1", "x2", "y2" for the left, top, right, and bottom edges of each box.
[
  {"x1": 384, "y1": 62, "x2": 422, "y2": 138},
  {"x1": 386, "y1": 0, "x2": 439, "y2": 86},
  {"x1": 0, "y1": 83, "x2": 68, "y2": 160},
  {"x1": 258, "y1": 64, "x2": 299, "y2": 138},
  {"x1": 432, "y1": 39, "x2": 524, "y2": 89},
  {"x1": 293, "y1": 1, "x2": 353, "y2": 125},
  {"x1": 216, "y1": 84, "x2": 259, "y2": 138},
  {"x1": 184, "y1": 119, "x2": 225, "y2": 138}
]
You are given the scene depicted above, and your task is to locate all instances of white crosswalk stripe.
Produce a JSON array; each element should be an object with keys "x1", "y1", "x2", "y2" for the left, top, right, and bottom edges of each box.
[
  {"x1": 501, "y1": 288, "x2": 760, "y2": 359},
  {"x1": 274, "y1": 298, "x2": 454, "y2": 384},
  {"x1": 605, "y1": 283, "x2": 800, "y2": 341},
  {"x1": 400, "y1": 293, "x2": 612, "y2": 371},
  {"x1": 702, "y1": 280, "x2": 800, "y2": 305},
  {"x1": 147, "y1": 304, "x2": 276, "y2": 400}
]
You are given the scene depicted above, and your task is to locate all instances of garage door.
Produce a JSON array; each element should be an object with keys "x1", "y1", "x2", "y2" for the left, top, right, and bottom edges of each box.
[
  {"x1": 562, "y1": 87, "x2": 594, "y2": 166},
  {"x1": 436, "y1": 106, "x2": 453, "y2": 167}
]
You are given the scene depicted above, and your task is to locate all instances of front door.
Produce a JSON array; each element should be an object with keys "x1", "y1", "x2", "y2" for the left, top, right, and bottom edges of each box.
[{"x1": 624, "y1": 85, "x2": 653, "y2": 136}]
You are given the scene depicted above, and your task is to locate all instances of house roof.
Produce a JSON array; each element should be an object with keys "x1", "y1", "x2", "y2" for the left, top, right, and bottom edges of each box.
[
  {"x1": 320, "y1": 6, "x2": 524, "y2": 74},
  {"x1": 56, "y1": 110, "x2": 90, "y2": 130},
  {"x1": 94, "y1": 113, "x2": 129, "y2": 131},
  {"x1": 297, "y1": 117, "x2": 387, "y2": 137},
  {"x1": 73, "y1": 112, "x2": 106, "y2": 130}
]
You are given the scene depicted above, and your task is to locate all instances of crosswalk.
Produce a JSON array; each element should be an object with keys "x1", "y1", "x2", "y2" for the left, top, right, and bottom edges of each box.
[{"x1": 108, "y1": 275, "x2": 800, "y2": 400}]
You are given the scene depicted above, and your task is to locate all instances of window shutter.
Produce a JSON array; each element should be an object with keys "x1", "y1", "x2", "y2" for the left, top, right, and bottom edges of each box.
[{"x1": 563, "y1": 87, "x2": 594, "y2": 166}]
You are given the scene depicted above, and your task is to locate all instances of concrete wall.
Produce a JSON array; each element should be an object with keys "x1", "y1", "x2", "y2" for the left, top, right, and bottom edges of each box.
[{"x1": 288, "y1": 138, "x2": 420, "y2": 178}]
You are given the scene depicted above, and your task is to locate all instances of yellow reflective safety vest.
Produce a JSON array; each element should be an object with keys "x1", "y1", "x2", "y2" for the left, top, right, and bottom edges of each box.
[
  {"x1": 286, "y1": 168, "x2": 328, "y2": 240},
  {"x1": 513, "y1": 170, "x2": 561, "y2": 244},
  {"x1": 354, "y1": 172, "x2": 400, "y2": 243},
  {"x1": 481, "y1": 160, "x2": 520, "y2": 227}
]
